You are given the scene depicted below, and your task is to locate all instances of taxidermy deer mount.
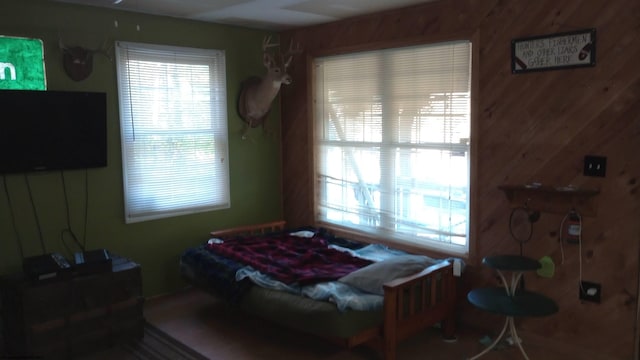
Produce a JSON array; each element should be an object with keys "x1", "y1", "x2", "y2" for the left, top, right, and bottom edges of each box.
[
  {"x1": 59, "y1": 38, "x2": 112, "y2": 81},
  {"x1": 237, "y1": 36, "x2": 302, "y2": 139}
]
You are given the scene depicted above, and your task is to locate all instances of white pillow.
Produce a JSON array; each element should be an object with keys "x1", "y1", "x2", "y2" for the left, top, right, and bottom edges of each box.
[{"x1": 338, "y1": 255, "x2": 438, "y2": 295}]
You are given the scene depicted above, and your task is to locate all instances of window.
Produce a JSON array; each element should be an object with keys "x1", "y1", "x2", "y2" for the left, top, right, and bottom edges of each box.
[
  {"x1": 115, "y1": 42, "x2": 230, "y2": 223},
  {"x1": 314, "y1": 41, "x2": 472, "y2": 256}
]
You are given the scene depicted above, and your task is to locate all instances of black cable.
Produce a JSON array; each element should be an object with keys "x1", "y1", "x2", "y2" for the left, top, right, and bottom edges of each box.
[
  {"x1": 25, "y1": 174, "x2": 46, "y2": 254},
  {"x1": 60, "y1": 171, "x2": 85, "y2": 253},
  {"x1": 2, "y1": 175, "x2": 24, "y2": 259},
  {"x1": 82, "y1": 168, "x2": 89, "y2": 250}
]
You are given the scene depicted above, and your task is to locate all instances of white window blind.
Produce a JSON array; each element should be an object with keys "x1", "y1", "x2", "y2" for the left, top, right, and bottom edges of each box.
[
  {"x1": 115, "y1": 42, "x2": 230, "y2": 223},
  {"x1": 314, "y1": 41, "x2": 472, "y2": 256}
]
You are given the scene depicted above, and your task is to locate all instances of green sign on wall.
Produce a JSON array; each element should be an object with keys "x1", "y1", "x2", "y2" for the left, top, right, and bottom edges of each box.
[{"x1": 0, "y1": 36, "x2": 46, "y2": 90}]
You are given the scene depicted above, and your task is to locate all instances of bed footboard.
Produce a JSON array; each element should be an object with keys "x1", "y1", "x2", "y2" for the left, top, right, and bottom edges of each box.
[{"x1": 381, "y1": 260, "x2": 457, "y2": 360}]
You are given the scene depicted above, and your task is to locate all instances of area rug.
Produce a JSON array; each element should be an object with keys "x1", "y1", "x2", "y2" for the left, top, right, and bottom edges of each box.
[{"x1": 82, "y1": 322, "x2": 209, "y2": 360}]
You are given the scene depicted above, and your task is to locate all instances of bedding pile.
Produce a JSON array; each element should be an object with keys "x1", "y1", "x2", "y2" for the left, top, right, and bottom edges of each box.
[
  {"x1": 180, "y1": 228, "x2": 455, "y2": 312},
  {"x1": 205, "y1": 232, "x2": 372, "y2": 285}
]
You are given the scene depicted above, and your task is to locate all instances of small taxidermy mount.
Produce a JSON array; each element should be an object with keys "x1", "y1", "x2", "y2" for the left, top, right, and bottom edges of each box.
[
  {"x1": 59, "y1": 37, "x2": 112, "y2": 81},
  {"x1": 237, "y1": 35, "x2": 302, "y2": 139}
]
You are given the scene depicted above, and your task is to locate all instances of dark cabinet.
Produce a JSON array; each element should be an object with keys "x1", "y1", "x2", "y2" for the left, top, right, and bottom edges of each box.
[{"x1": 1, "y1": 255, "x2": 144, "y2": 359}]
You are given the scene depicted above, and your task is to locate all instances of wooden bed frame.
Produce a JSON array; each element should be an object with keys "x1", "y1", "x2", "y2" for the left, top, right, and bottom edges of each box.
[{"x1": 208, "y1": 221, "x2": 457, "y2": 360}]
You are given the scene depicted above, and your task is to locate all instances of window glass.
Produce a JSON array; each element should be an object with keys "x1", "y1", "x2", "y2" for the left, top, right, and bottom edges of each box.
[
  {"x1": 115, "y1": 42, "x2": 230, "y2": 223},
  {"x1": 314, "y1": 41, "x2": 472, "y2": 256}
]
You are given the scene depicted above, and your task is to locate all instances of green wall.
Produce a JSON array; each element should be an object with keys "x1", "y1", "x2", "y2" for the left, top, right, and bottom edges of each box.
[{"x1": 0, "y1": 0, "x2": 283, "y2": 296}]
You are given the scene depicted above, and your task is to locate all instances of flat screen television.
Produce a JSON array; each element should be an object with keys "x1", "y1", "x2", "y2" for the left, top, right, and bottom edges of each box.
[{"x1": 0, "y1": 90, "x2": 107, "y2": 174}]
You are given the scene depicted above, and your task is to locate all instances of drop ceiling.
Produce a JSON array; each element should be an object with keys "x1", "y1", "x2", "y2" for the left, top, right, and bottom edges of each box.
[{"x1": 50, "y1": 0, "x2": 436, "y2": 30}]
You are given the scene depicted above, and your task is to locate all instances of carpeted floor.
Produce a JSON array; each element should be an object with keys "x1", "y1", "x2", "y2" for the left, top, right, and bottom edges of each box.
[{"x1": 80, "y1": 322, "x2": 209, "y2": 360}]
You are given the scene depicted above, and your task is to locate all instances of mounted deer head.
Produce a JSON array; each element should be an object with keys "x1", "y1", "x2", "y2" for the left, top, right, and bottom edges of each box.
[
  {"x1": 59, "y1": 38, "x2": 112, "y2": 81},
  {"x1": 237, "y1": 36, "x2": 302, "y2": 139}
]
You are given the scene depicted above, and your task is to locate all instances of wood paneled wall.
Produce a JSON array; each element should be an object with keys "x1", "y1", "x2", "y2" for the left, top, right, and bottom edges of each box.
[{"x1": 280, "y1": 0, "x2": 640, "y2": 358}]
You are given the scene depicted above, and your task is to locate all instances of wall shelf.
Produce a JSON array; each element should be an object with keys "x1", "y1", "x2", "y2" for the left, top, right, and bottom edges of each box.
[{"x1": 498, "y1": 184, "x2": 600, "y2": 216}]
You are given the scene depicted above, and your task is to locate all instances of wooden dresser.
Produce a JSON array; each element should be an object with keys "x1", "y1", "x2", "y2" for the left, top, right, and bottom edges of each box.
[{"x1": 0, "y1": 254, "x2": 144, "y2": 359}]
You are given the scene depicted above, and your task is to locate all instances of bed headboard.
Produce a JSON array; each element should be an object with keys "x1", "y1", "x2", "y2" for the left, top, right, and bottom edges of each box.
[{"x1": 209, "y1": 221, "x2": 286, "y2": 238}]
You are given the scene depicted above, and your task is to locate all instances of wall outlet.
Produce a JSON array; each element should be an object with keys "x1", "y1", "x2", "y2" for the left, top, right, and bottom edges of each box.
[
  {"x1": 579, "y1": 281, "x2": 601, "y2": 303},
  {"x1": 583, "y1": 155, "x2": 607, "y2": 177}
]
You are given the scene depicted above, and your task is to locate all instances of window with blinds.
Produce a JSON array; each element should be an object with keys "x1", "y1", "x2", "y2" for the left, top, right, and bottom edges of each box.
[
  {"x1": 314, "y1": 40, "x2": 472, "y2": 256},
  {"x1": 115, "y1": 42, "x2": 230, "y2": 223}
]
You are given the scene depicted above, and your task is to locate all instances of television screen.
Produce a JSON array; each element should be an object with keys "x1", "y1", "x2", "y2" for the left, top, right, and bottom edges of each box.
[{"x1": 0, "y1": 90, "x2": 107, "y2": 174}]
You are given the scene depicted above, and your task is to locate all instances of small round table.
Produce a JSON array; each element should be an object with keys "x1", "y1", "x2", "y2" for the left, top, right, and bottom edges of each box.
[{"x1": 467, "y1": 255, "x2": 558, "y2": 360}]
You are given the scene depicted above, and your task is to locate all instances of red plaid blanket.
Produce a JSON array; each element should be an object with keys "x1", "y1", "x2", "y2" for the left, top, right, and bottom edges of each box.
[{"x1": 207, "y1": 234, "x2": 372, "y2": 285}]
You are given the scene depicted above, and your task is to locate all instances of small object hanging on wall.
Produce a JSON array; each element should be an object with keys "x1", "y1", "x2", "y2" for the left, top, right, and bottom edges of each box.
[
  {"x1": 511, "y1": 28, "x2": 596, "y2": 74},
  {"x1": 59, "y1": 37, "x2": 112, "y2": 81},
  {"x1": 237, "y1": 35, "x2": 302, "y2": 139}
]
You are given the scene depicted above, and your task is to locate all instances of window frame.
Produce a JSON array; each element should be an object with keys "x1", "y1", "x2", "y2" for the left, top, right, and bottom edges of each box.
[
  {"x1": 311, "y1": 37, "x2": 478, "y2": 258},
  {"x1": 115, "y1": 41, "x2": 230, "y2": 224}
]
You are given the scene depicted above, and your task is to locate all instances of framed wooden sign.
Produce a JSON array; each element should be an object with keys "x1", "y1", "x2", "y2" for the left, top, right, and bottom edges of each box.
[{"x1": 511, "y1": 28, "x2": 596, "y2": 73}]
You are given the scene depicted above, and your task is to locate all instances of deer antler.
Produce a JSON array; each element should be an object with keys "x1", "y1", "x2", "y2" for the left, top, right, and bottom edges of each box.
[
  {"x1": 286, "y1": 40, "x2": 303, "y2": 55},
  {"x1": 59, "y1": 36, "x2": 113, "y2": 62},
  {"x1": 262, "y1": 35, "x2": 279, "y2": 51},
  {"x1": 94, "y1": 37, "x2": 114, "y2": 62},
  {"x1": 282, "y1": 40, "x2": 302, "y2": 70}
]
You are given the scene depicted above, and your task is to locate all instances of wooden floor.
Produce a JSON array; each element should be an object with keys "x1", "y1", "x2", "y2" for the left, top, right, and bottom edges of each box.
[{"x1": 143, "y1": 287, "x2": 571, "y2": 360}]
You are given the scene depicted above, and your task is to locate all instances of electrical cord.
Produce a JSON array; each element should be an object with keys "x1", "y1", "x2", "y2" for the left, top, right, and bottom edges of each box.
[
  {"x1": 558, "y1": 214, "x2": 567, "y2": 264},
  {"x1": 82, "y1": 168, "x2": 89, "y2": 250},
  {"x1": 24, "y1": 174, "x2": 46, "y2": 254},
  {"x1": 60, "y1": 171, "x2": 86, "y2": 254},
  {"x1": 2, "y1": 175, "x2": 24, "y2": 259},
  {"x1": 3, "y1": 170, "x2": 91, "y2": 260},
  {"x1": 576, "y1": 211, "x2": 585, "y2": 293},
  {"x1": 559, "y1": 209, "x2": 586, "y2": 293}
]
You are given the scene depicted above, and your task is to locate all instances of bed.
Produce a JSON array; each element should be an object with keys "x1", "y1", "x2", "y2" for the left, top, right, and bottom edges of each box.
[{"x1": 179, "y1": 221, "x2": 458, "y2": 360}]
